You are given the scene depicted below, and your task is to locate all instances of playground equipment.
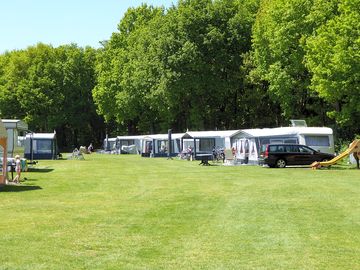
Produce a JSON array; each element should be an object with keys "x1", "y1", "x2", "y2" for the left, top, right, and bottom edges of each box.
[
  {"x1": 0, "y1": 119, "x2": 8, "y2": 185},
  {"x1": 311, "y1": 139, "x2": 360, "y2": 169}
]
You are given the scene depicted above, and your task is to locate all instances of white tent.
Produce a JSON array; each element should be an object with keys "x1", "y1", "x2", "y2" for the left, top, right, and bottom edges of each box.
[
  {"x1": 182, "y1": 130, "x2": 239, "y2": 154},
  {"x1": 141, "y1": 133, "x2": 184, "y2": 157}
]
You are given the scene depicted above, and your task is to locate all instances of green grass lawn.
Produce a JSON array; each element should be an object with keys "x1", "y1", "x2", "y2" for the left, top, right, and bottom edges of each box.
[{"x1": 1, "y1": 154, "x2": 359, "y2": 270}]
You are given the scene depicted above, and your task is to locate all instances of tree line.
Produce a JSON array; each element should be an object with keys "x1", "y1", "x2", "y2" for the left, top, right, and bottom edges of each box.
[{"x1": 0, "y1": 0, "x2": 359, "y2": 149}]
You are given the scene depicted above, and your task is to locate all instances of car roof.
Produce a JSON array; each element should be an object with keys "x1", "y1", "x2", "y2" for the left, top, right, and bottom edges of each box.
[{"x1": 267, "y1": 143, "x2": 306, "y2": 146}]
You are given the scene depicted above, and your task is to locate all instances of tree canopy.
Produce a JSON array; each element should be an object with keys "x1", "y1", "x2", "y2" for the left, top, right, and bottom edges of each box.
[
  {"x1": 1, "y1": 0, "x2": 359, "y2": 148},
  {"x1": 0, "y1": 43, "x2": 104, "y2": 148},
  {"x1": 305, "y1": 0, "x2": 360, "y2": 131}
]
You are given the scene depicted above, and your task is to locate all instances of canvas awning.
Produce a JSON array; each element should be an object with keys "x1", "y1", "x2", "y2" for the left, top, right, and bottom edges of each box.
[
  {"x1": 0, "y1": 118, "x2": 8, "y2": 185},
  {"x1": 0, "y1": 119, "x2": 7, "y2": 138}
]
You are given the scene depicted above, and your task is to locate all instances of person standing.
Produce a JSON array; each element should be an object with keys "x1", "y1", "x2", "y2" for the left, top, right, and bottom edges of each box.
[
  {"x1": 88, "y1": 143, "x2": 94, "y2": 153},
  {"x1": 13, "y1": 155, "x2": 21, "y2": 184}
]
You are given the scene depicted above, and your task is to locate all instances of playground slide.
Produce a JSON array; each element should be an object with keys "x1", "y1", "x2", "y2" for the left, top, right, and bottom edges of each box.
[{"x1": 311, "y1": 139, "x2": 360, "y2": 169}]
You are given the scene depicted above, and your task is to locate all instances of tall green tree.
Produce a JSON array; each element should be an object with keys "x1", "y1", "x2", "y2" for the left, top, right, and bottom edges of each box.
[
  {"x1": 251, "y1": 0, "x2": 338, "y2": 125},
  {"x1": 0, "y1": 44, "x2": 62, "y2": 129},
  {"x1": 54, "y1": 45, "x2": 105, "y2": 147},
  {"x1": 93, "y1": 4, "x2": 165, "y2": 134},
  {"x1": 0, "y1": 43, "x2": 104, "y2": 148},
  {"x1": 147, "y1": 0, "x2": 261, "y2": 131},
  {"x1": 93, "y1": 1, "x2": 263, "y2": 134},
  {"x1": 305, "y1": 0, "x2": 360, "y2": 136},
  {"x1": 0, "y1": 51, "x2": 24, "y2": 118}
]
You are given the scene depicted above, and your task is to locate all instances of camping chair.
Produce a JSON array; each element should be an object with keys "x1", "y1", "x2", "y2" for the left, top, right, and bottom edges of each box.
[
  {"x1": 69, "y1": 148, "x2": 84, "y2": 160},
  {"x1": 224, "y1": 148, "x2": 235, "y2": 165}
]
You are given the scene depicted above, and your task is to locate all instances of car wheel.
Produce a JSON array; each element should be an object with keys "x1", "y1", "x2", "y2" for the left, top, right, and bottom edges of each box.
[{"x1": 276, "y1": 158, "x2": 286, "y2": 168}]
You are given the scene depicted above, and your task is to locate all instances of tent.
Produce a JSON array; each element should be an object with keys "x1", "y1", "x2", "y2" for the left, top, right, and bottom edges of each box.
[
  {"x1": 24, "y1": 132, "x2": 58, "y2": 160},
  {"x1": 116, "y1": 135, "x2": 144, "y2": 154},
  {"x1": 181, "y1": 130, "x2": 239, "y2": 158},
  {"x1": 141, "y1": 133, "x2": 184, "y2": 157},
  {"x1": 0, "y1": 119, "x2": 8, "y2": 185}
]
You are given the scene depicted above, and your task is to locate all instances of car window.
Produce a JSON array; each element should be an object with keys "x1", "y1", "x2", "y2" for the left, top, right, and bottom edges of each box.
[
  {"x1": 269, "y1": 145, "x2": 277, "y2": 152},
  {"x1": 299, "y1": 146, "x2": 313, "y2": 153}
]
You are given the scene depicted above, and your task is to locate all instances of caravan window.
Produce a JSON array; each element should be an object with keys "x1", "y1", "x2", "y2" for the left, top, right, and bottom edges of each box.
[
  {"x1": 284, "y1": 139, "x2": 297, "y2": 144},
  {"x1": 199, "y1": 138, "x2": 215, "y2": 152},
  {"x1": 157, "y1": 140, "x2": 168, "y2": 153},
  {"x1": 34, "y1": 140, "x2": 52, "y2": 154},
  {"x1": 270, "y1": 138, "x2": 298, "y2": 144},
  {"x1": 121, "y1": 140, "x2": 135, "y2": 147},
  {"x1": 174, "y1": 139, "x2": 180, "y2": 153},
  {"x1": 109, "y1": 141, "x2": 116, "y2": 150},
  {"x1": 144, "y1": 141, "x2": 152, "y2": 153},
  {"x1": 305, "y1": 136, "x2": 330, "y2": 147},
  {"x1": 183, "y1": 139, "x2": 194, "y2": 151}
]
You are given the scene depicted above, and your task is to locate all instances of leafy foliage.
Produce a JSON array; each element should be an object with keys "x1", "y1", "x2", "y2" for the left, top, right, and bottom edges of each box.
[
  {"x1": 93, "y1": 0, "x2": 261, "y2": 133},
  {"x1": 305, "y1": 0, "x2": 360, "y2": 130},
  {"x1": 0, "y1": 44, "x2": 104, "y2": 148},
  {"x1": 1, "y1": 0, "x2": 359, "y2": 146}
]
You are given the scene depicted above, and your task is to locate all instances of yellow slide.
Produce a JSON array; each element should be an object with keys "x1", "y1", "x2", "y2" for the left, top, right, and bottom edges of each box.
[{"x1": 311, "y1": 139, "x2": 360, "y2": 169}]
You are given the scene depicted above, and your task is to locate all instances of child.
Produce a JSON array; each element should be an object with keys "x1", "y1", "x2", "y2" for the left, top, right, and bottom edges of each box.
[{"x1": 13, "y1": 155, "x2": 21, "y2": 184}]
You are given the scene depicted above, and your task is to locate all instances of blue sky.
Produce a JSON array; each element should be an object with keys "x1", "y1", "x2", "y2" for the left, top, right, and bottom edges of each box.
[{"x1": 0, "y1": 0, "x2": 175, "y2": 53}]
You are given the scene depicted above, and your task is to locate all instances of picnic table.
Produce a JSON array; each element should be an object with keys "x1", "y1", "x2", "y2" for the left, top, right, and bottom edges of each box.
[{"x1": 196, "y1": 153, "x2": 213, "y2": 166}]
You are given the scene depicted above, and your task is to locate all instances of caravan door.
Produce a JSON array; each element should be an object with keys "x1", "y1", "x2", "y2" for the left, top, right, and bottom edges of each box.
[{"x1": 248, "y1": 139, "x2": 258, "y2": 164}]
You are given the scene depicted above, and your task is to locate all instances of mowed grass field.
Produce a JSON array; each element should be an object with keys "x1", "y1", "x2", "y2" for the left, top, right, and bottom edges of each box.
[{"x1": 1, "y1": 154, "x2": 359, "y2": 270}]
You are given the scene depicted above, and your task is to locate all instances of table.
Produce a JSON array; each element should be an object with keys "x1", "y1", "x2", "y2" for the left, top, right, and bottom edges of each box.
[
  {"x1": 196, "y1": 153, "x2": 213, "y2": 166},
  {"x1": 6, "y1": 162, "x2": 15, "y2": 180}
]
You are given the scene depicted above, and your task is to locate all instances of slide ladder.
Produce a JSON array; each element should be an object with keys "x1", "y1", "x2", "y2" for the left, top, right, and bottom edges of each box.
[{"x1": 311, "y1": 139, "x2": 360, "y2": 169}]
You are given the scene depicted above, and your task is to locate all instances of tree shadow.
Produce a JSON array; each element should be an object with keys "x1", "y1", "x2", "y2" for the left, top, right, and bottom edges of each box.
[
  {"x1": 0, "y1": 185, "x2": 42, "y2": 192},
  {"x1": 26, "y1": 168, "x2": 54, "y2": 173}
]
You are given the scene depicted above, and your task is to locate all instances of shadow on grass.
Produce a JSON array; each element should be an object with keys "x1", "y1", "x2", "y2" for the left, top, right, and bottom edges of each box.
[
  {"x1": 265, "y1": 165, "x2": 360, "y2": 170},
  {"x1": 22, "y1": 177, "x2": 38, "y2": 182},
  {"x1": 317, "y1": 166, "x2": 360, "y2": 171},
  {"x1": 27, "y1": 167, "x2": 54, "y2": 173},
  {"x1": 1, "y1": 185, "x2": 42, "y2": 192}
]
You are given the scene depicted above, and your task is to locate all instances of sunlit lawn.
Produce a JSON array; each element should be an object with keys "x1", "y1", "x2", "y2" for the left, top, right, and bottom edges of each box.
[{"x1": 1, "y1": 154, "x2": 359, "y2": 269}]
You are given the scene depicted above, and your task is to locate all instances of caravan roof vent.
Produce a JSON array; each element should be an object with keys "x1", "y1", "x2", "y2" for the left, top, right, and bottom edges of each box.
[{"x1": 290, "y1": 119, "x2": 307, "y2": 127}]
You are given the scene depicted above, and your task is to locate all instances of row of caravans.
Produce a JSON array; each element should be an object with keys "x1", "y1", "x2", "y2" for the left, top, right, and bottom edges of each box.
[
  {"x1": 1, "y1": 119, "x2": 58, "y2": 185},
  {"x1": 1, "y1": 118, "x2": 335, "y2": 165},
  {"x1": 104, "y1": 131, "x2": 240, "y2": 158},
  {"x1": 105, "y1": 123, "x2": 335, "y2": 165},
  {"x1": 1, "y1": 119, "x2": 58, "y2": 160}
]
